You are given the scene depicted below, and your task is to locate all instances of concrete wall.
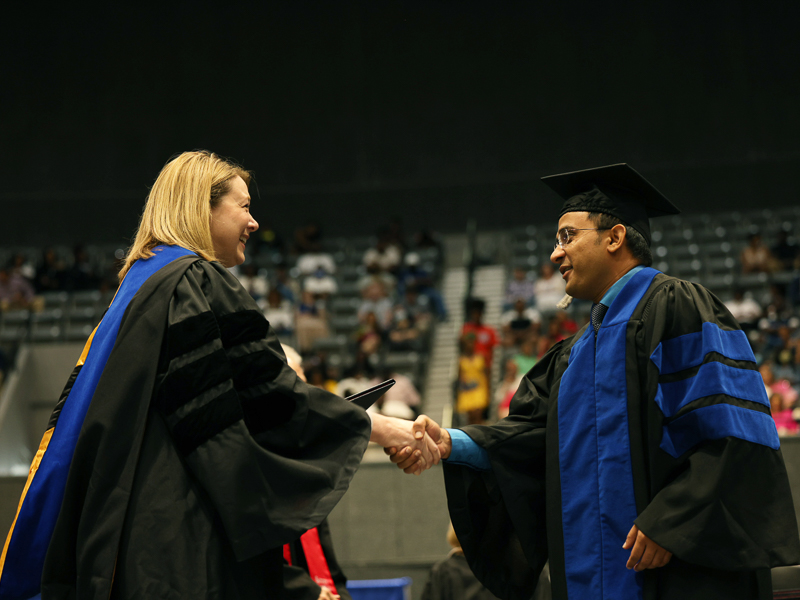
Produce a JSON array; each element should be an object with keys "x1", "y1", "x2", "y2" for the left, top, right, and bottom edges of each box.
[
  {"x1": 327, "y1": 457, "x2": 451, "y2": 599},
  {"x1": 0, "y1": 343, "x2": 83, "y2": 475}
]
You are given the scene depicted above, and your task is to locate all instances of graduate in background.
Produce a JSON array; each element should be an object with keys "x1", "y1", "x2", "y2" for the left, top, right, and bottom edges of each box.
[
  {"x1": 281, "y1": 344, "x2": 352, "y2": 600},
  {"x1": 421, "y1": 523, "x2": 503, "y2": 600},
  {"x1": 389, "y1": 164, "x2": 800, "y2": 600}
]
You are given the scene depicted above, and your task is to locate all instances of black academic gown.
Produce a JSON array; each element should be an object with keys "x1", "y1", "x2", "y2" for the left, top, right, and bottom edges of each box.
[
  {"x1": 283, "y1": 518, "x2": 352, "y2": 600},
  {"x1": 421, "y1": 551, "x2": 501, "y2": 600},
  {"x1": 443, "y1": 268, "x2": 800, "y2": 600},
  {"x1": 35, "y1": 255, "x2": 371, "y2": 599}
]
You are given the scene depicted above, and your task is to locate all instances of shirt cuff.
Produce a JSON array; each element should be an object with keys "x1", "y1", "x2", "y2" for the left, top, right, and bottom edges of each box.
[{"x1": 443, "y1": 428, "x2": 491, "y2": 471}]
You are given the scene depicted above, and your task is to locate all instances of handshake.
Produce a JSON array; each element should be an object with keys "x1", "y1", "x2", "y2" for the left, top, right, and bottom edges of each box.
[{"x1": 369, "y1": 413, "x2": 453, "y2": 475}]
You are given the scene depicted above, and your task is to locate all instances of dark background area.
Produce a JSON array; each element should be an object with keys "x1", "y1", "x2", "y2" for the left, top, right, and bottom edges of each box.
[{"x1": 2, "y1": 1, "x2": 798, "y2": 246}]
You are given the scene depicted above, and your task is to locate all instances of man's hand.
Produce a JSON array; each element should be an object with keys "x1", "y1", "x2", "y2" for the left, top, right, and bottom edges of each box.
[
  {"x1": 623, "y1": 524, "x2": 672, "y2": 571},
  {"x1": 317, "y1": 585, "x2": 339, "y2": 600},
  {"x1": 384, "y1": 415, "x2": 452, "y2": 474},
  {"x1": 369, "y1": 413, "x2": 441, "y2": 475}
]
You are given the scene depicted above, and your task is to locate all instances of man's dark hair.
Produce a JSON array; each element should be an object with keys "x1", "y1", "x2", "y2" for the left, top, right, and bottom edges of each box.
[{"x1": 587, "y1": 212, "x2": 653, "y2": 267}]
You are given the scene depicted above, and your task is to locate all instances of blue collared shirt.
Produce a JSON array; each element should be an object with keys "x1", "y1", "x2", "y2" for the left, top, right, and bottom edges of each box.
[
  {"x1": 443, "y1": 265, "x2": 646, "y2": 471},
  {"x1": 598, "y1": 265, "x2": 644, "y2": 311}
]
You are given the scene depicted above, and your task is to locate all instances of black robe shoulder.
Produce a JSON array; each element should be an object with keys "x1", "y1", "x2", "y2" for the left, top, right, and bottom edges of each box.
[{"x1": 41, "y1": 257, "x2": 371, "y2": 599}]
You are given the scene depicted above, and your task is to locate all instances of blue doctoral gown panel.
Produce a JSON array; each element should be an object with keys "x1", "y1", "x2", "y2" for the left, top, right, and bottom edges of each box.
[
  {"x1": 0, "y1": 246, "x2": 196, "y2": 600},
  {"x1": 558, "y1": 267, "x2": 659, "y2": 600}
]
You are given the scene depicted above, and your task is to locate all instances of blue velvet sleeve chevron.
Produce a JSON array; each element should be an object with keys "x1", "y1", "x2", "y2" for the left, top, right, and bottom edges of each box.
[{"x1": 650, "y1": 321, "x2": 779, "y2": 458}]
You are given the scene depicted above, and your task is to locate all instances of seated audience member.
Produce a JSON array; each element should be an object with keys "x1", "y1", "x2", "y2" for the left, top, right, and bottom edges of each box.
[
  {"x1": 421, "y1": 523, "x2": 522, "y2": 600},
  {"x1": 238, "y1": 263, "x2": 269, "y2": 304},
  {"x1": 296, "y1": 290, "x2": 330, "y2": 352},
  {"x1": 395, "y1": 286, "x2": 433, "y2": 333},
  {"x1": 503, "y1": 267, "x2": 536, "y2": 310},
  {"x1": 536, "y1": 333, "x2": 555, "y2": 359},
  {"x1": 500, "y1": 298, "x2": 542, "y2": 347},
  {"x1": 271, "y1": 263, "x2": 301, "y2": 304},
  {"x1": 771, "y1": 392, "x2": 798, "y2": 436},
  {"x1": 34, "y1": 248, "x2": 68, "y2": 293},
  {"x1": 761, "y1": 362, "x2": 777, "y2": 398},
  {"x1": 297, "y1": 253, "x2": 336, "y2": 278},
  {"x1": 397, "y1": 253, "x2": 447, "y2": 320},
  {"x1": 741, "y1": 232, "x2": 777, "y2": 274},
  {"x1": 495, "y1": 359, "x2": 522, "y2": 420},
  {"x1": 770, "y1": 324, "x2": 800, "y2": 382},
  {"x1": 323, "y1": 365, "x2": 341, "y2": 394},
  {"x1": 280, "y1": 344, "x2": 354, "y2": 600},
  {"x1": 336, "y1": 362, "x2": 375, "y2": 398},
  {"x1": 532, "y1": 264, "x2": 566, "y2": 318},
  {"x1": 304, "y1": 266, "x2": 338, "y2": 299},
  {"x1": 263, "y1": 288, "x2": 295, "y2": 336},
  {"x1": 461, "y1": 298, "x2": 498, "y2": 369},
  {"x1": 761, "y1": 361, "x2": 799, "y2": 411},
  {"x1": 0, "y1": 267, "x2": 36, "y2": 311},
  {"x1": 354, "y1": 311, "x2": 383, "y2": 356},
  {"x1": 357, "y1": 263, "x2": 397, "y2": 297},
  {"x1": 551, "y1": 310, "x2": 579, "y2": 337},
  {"x1": 10, "y1": 253, "x2": 35, "y2": 281},
  {"x1": 457, "y1": 333, "x2": 490, "y2": 426},
  {"x1": 766, "y1": 283, "x2": 792, "y2": 321},
  {"x1": 358, "y1": 280, "x2": 393, "y2": 329},
  {"x1": 512, "y1": 337, "x2": 539, "y2": 377},
  {"x1": 306, "y1": 368, "x2": 329, "y2": 392},
  {"x1": 772, "y1": 229, "x2": 799, "y2": 272},
  {"x1": 65, "y1": 244, "x2": 99, "y2": 291},
  {"x1": 387, "y1": 311, "x2": 421, "y2": 351},
  {"x1": 98, "y1": 255, "x2": 124, "y2": 296},
  {"x1": 725, "y1": 288, "x2": 762, "y2": 333},
  {"x1": 370, "y1": 369, "x2": 421, "y2": 421},
  {"x1": 363, "y1": 236, "x2": 401, "y2": 274},
  {"x1": 538, "y1": 314, "x2": 576, "y2": 357}
]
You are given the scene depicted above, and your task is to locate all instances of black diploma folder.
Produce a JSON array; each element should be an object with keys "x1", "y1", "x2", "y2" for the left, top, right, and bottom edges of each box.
[{"x1": 346, "y1": 379, "x2": 396, "y2": 409}]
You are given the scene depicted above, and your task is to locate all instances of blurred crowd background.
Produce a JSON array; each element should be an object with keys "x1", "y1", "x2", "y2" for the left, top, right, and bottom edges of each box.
[
  {"x1": 2, "y1": 2, "x2": 800, "y2": 597},
  {"x1": 3, "y1": 204, "x2": 800, "y2": 436}
]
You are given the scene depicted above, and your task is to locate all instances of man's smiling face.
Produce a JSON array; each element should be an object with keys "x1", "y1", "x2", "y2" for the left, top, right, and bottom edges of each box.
[{"x1": 549, "y1": 211, "x2": 611, "y2": 303}]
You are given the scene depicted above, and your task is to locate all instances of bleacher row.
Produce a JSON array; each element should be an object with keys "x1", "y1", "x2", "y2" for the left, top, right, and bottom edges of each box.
[
  {"x1": 0, "y1": 237, "x2": 444, "y2": 395},
  {"x1": 509, "y1": 205, "x2": 800, "y2": 298},
  {"x1": 0, "y1": 290, "x2": 112, "y2": 344}
]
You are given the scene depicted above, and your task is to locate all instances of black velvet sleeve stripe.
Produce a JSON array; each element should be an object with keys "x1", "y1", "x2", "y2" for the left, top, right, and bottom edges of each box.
[
  {"x1": 170, "y1": 387, "x2": 244, "y2": 456},
  {"x1": 240, "y1": 391, "x2": 296, "y2": 436},
  {"x1": 217, "y1": 309, "x2": 269, "y2": 349},
  {"x1": 166, "y1": 310, "x2": 218, "y2": 361},
  {"x1": 229, "y1": 349, "x2": 285, "y2": 390},
  {"x1": 48, "y1": 364, "x2": 82, "y2": 429},
  {"x1": 663, "y1": 393, "x2": 772, "y2": 425},
  {"x1": 156, "y1": 348, "x2": 231, "y2": 415},
  {"x1": 657, "y1": 352, "x2": 758, "y2": 384}
]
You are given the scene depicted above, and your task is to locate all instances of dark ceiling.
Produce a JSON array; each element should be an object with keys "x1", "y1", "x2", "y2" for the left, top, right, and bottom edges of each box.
[{"x1": 2, "y1": 1, "x2": 798, "y2": 243}]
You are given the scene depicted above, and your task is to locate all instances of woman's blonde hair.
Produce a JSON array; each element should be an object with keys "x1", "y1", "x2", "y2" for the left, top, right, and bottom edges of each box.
[{"x1": 119, "y1": 150, "x2": 251, "y2": 280}]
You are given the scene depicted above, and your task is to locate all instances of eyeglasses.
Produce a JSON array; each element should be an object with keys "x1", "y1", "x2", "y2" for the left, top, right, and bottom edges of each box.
[{"x1": 553, "y1": 227, "x2": 610, "y2": 250}]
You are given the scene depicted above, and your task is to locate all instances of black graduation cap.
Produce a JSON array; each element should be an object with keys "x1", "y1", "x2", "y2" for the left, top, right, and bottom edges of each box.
[{"x1": 541, "y1": 163, "x2": 680, "y2": 246}]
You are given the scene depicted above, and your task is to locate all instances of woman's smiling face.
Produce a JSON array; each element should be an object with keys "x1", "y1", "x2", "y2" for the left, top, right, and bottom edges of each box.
[{"x1": 210, "y1": 176, "x2": 259, "y2": 267}]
